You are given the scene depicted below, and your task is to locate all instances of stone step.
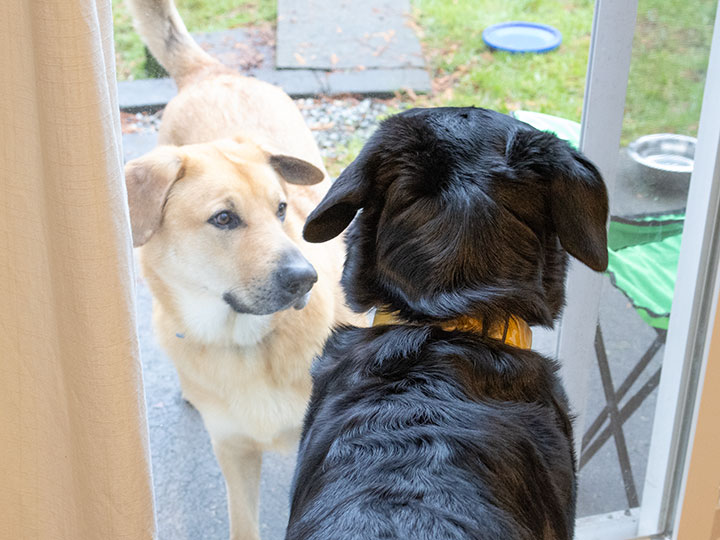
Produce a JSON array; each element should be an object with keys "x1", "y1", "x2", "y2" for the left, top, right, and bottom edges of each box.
[
  {"x1": 276, "y1": 0, "x2": 424, "y2": 70},
  {"x1": 118, "y1": 26, "x2": 430, "y2": 112}
]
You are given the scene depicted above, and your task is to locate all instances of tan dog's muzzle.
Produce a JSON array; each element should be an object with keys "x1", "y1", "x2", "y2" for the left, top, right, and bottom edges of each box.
[{"x1": 223, "y1": 248, "x2": 317, "y2": 315}]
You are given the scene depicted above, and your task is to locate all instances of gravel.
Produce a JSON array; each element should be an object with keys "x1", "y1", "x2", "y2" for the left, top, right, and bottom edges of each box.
[
  {"x1": 120, "y1": 96, "x2": 392, "y2": 160},
  {"x1": 295, "y1": 97, "x2": 390, "y2": 158},
  {"x1": 120, "y1": 110, "x2": 163, "y2": 134}
]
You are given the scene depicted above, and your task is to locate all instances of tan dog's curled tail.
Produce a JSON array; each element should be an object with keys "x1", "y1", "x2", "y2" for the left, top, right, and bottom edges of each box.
[{"x1": 125, "y1": 0, "x2": 223, "y2": 87}]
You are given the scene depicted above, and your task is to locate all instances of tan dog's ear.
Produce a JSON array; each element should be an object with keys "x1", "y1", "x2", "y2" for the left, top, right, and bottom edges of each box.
[
  {"x1": 124, "y1": 146, "x2": 185, "y2": 247},
  {"x1": 269, "y1": 154, "x2": 324, "y2": 186},
  {"x1": 232, "y1": 135, "x2": 325, "y2": 186}
]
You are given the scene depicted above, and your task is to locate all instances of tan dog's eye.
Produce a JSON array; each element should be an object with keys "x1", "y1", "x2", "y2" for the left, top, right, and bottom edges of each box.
[
  {"x1": 277, "y1": 202, "x2": 287, "y2": 222},
  {"x1": 209, "y1": 210, "x2": 241, "y2": 230}
]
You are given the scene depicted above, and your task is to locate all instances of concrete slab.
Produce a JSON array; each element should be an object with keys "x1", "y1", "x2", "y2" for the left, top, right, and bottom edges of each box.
[
  {"x1": 123, "y1": 132, "x2": 158, "y2": 163},
  {"x1": 252, "y1": 68, "x2": 327, "y2": 96},
  {"x1": 117, "y1": 72, "x2": 328, "y2": 112},
  {"x1": 117, "y1": 66, "x2": 431, "y2": 111},
  {"x1": 118, "y1": 68, "x2": 434, "y2": 111},
  {"x1": 194, "y1": 27, "x2": 275, "y2": 74},
  {"x1": 118, "y1": 78, "x2": 177, "y2": 113},
  {"x1": 326, "y1": 67, "x2": 431, "y2": 96},
  {"x1": 276, "y1": 0, "x2": 424, "y2": 70},
  {"x1": 118, "y1": 8, "x2": 431, "y2": 113}
]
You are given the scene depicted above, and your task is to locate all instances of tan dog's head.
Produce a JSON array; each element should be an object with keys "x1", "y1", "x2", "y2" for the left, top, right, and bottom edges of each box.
[{"x1": 125, "y1": 138, "x2": 325, "y2": 316}]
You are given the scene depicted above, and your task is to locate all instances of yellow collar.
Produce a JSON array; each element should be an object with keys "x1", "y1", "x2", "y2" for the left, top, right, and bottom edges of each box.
[{"x1": 372, "y1": 309, "x2": 533, "y2": 349}]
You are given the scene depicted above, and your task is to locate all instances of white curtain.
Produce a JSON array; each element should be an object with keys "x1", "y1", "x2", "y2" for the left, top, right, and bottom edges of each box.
[{"x1": 0, "y1": 1, "x2": 155, "y2": 538}]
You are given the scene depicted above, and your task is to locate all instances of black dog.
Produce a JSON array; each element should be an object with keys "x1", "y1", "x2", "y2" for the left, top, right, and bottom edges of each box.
[{"x1": 285, "y1": 107, "x2": 608, "y2": 540}]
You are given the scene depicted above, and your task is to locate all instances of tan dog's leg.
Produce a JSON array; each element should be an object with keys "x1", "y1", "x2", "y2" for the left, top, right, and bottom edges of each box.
[{"x1": 212, "y1": 437, "x2": 263, "y2": 540}]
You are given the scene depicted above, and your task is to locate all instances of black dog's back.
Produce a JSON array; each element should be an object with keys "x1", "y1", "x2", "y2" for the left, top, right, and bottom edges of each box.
[
  {"x1": 287, "y1": 107, "x2": 608, "y2": 539},
  {"x1": 287, "y1": 325, "x2": 576, "y2": 540}
]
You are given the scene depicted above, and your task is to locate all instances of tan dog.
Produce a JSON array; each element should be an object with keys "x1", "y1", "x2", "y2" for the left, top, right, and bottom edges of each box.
[{"x1": 123, "y1": 1, "x2": 359, "y2": 539}]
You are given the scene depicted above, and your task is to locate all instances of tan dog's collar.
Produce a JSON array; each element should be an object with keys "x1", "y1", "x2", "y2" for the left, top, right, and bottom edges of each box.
[{"x1": 372, "y1": 308, "x2": 532, "y2": 349}]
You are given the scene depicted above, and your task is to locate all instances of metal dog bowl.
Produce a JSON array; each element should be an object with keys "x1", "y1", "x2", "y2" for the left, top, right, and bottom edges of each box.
[{"x1": 627, "y1": 134, "x2": 696, "y2": 195}]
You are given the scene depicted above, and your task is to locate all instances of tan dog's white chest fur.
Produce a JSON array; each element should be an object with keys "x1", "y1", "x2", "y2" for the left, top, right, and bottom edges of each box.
[
  {"x1": 162, "y1": 322, "x2": 310, "y2": 450},
  {"x1": 145, "y1": 243, "x2": 336, "y2": 450},
  {"x1": 172, "y1": 286, "x2": 274, "y2": 346},
  {"x1": 124, "y1": 0, "x2": 361, "y2": 538}
]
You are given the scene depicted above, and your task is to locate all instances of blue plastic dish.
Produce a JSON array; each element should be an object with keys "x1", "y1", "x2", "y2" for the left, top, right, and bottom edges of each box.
[{"x1": 483, "y1": 21, "x2": 562, "y2": 53}]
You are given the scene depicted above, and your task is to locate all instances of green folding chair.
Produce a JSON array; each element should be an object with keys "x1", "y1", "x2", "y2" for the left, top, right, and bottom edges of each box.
[
  {"x1": 581, "y1": 212, "x2": 683, "y2": 507},
  {"x1": 511, "y1": 110, "x2": 582, "y2": 149},
  {"x1": 512, "y1": 111, "x2": 685, "y2": 507}
]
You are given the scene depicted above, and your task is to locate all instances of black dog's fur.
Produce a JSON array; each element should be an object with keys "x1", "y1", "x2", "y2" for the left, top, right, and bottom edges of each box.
[{"x1": 286, "y1": 107, "x2": 608, "y2": 540}]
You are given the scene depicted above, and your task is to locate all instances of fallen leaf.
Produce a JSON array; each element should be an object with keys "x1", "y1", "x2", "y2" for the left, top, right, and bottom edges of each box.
[
  {"x1": 311, "y1": 122, "x2": 336, "y2": 131},
  {"x1": 404, "y1": 19, "x2": 425, "y2": 38},
  {"x1": 294, "y1": 52, "x2": 307, "y2": 65},
  {"x1": 372, "y1": 44, "x2": 390, "y2": 57},
  {"x1": 330, "y1": 53, "x2": 339, "y2": 65},
  {"x1": 382, "y1": 29, "x2": 396, "y2": 42},
  {"x1": 434, "y1": 75, "x2": 451, "y2": 87}
]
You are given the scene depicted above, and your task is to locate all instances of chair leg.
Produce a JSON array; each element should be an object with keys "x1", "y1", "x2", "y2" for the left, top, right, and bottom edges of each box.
[
  {"x1": 582, "y1": 329, "x2": 665, "y2": 449},
  {"x1": 593, "y1": 324, "x2": 640, "y2": 507},
  {"x1": 581, "y1": 325, "x2": 668, "y2": 509},
  {"x1": 580, "y1": 365, "x2": 662, "y2": 469}
]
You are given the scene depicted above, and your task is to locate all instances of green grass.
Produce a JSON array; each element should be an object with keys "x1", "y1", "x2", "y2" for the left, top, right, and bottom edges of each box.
[
  {"x1": 622, "y1": 0, "x2": 716, "y2": 143},
  {"x1": 411, "y1": 0, "x2": 595, "y2": 122},
  {"x1": 112, "y1": 0, "x2": 276, "y2": 80},
  {"x1": 412, "y1": 0, "x2": 717, "y2": 143}
]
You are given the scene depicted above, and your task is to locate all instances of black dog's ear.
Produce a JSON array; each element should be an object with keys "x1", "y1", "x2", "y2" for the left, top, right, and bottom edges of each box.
[
  {"x1": 303, "y1": 156, "x2": 370, "y2": 243},
  {"x1": 508, "y1": 129, "x2": 609, "y2": 271},
  {"x1": 550, "y1": 149, "x2": 609, "y2": 271}
]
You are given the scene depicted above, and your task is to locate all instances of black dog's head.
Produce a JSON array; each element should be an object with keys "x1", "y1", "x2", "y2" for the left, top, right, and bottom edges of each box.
[{"x1": 304, "y1": 107, "x2": 608, "y2": 327}]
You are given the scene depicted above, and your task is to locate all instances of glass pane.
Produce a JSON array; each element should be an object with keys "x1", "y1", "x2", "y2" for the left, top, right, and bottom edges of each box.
[
  {"x1": 120, "y1": 0, "x2": 717, "y2": 535},
  {"x1": 124, "y1": 1, "x2": 601, "y2": 537},
  {"x1": 576, "y1": 0, "x2": 717, "y2": 517}
]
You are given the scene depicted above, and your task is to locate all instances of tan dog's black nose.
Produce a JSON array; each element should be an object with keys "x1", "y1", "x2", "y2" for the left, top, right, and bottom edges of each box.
[{"x1": 278, "y1": 257, "x2": 318, "y2": 297}]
